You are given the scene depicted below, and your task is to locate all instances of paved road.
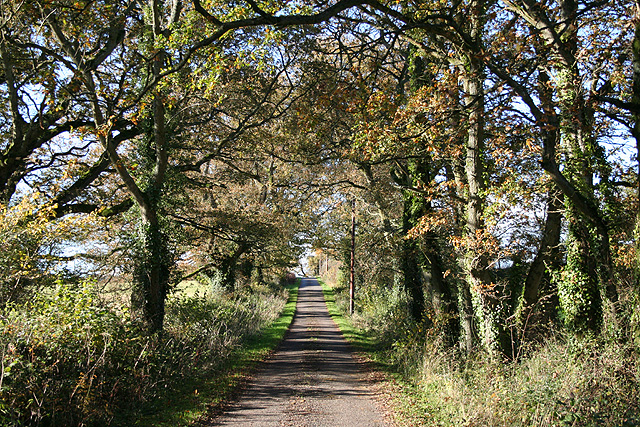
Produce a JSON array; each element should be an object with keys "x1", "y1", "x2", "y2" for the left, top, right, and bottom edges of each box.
[{"x1": 208, "y1": 277, "x2": 390, "y2": 427}]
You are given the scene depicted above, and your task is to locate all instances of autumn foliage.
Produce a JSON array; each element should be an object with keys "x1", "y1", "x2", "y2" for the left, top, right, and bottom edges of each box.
[{"x1": 1, "y1": 0, "x2": 640, "y2": 425}]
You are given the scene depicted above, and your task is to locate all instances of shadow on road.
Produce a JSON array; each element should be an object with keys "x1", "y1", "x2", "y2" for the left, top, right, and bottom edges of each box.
[{"x1": 208, "y1": 277, "x2": 388, "y2": 427}]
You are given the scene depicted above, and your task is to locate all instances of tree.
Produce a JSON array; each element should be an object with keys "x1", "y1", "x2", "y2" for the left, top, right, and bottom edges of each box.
[
  {"x1": 491, "y1": 0, "x2": 632, "y2": 333},
  {"x1": 0, "y1": 0, "x2": 398, "y2": 332},
  {"x1": 0, "y1": 0, "x2": 139, "y2": 214}
]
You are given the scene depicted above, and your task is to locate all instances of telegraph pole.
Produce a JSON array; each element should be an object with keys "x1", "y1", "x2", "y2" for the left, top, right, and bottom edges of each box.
[{"x1": 350, "y1": 199, "x2": 356, "y2": 315}]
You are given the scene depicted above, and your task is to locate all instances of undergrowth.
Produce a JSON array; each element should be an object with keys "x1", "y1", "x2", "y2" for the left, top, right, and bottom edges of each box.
[
  {"x1": 321, "y1": 279, "x2": 640, "y2": 427},
  {"x1": 0, "y1": 279, "x2": 295, "y2": 426}
]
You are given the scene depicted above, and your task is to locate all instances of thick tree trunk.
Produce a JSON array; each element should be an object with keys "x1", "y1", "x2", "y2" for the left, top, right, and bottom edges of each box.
[
  {"x1": 632, "y1": 0, "x2": 640, "y2": 345},
  {"x1": 522, "y1": 188, "x2": 562, "y2": 311},
  {"x1": 521, "y1": 71, "x2": 564, "y2": 327},
  {"x1": 129, "y1": 87, "x2": 171, "y2": 332},
  {"x1": 402, "y1": 241, "x2": 425, "y2": 321},
  {"x1": 632, "y1": 0, "x2": 640, "y2": 291},
  {"x1": 460, "y1": 31, "x2": 501, "y2": 354},
  {"x1": 0, "y1": 41, "x2": 23, "y2": 203},
  {"x1": 350, "y1": 199, "x2": 356, "y2": 315},
  {"x1": 553, "y1": 0, "x2": 606, "y2": 333},
  {"x1": 217, "y1": 244, "x2": 248, "y2": 292},
  {"x1": 448, "y1": 154, "x2": 474, "y2": 353},
  {"x1": 131, "y1": 214, "x2": 170, "y2": 333},
  {"x1": 459, "y1": 281, "x2": 475, "y2": 354},
  {"x1": 423, "y1": 240, "x2": 460, "y2": 347},
  {"x1": 497, "y1": 0, "x2": 619, "y2": 337},
  {"x1": 80, "y1": 59, "x2": 170, "y2": 333},
  {"x1": 128, "y1": 0, "x2": 178, "y2": 333},
  {"x1": 400, "y1": 174, "x2": 426, "y2": 321},
  {"x1": 218, "y1": 256, "x2": 238, "y2": 292},
  {"x1": 397, "y1": 157, "x2": 461, "y2": 343}
]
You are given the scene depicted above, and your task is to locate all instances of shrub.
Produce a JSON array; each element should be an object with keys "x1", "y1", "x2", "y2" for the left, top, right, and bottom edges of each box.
[
  {"x1": 0, "y1": 282, "x2": 136, "y2": 426},
  {"x1": 0, "y1": 281, "x2": 287, "y2": 426}
]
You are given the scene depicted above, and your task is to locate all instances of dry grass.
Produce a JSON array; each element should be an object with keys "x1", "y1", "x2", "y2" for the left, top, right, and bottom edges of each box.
[{"x1": 322, "y1": 279, "x2": 640, "y2": 427}]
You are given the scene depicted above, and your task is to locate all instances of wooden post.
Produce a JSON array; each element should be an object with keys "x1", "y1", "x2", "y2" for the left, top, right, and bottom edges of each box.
[{"x1": 350, "y1": 199, "x2": 356, "y2": 315}]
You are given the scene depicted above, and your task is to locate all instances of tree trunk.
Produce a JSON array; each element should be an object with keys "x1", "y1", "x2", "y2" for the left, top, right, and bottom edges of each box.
[
  {"x1": 631, "y1": 0, "x2": 640, "y2": 297},
  {"x1": 459, "y1": 16, "x2": 501, "y2": 354},
  {"x1": 218, "y1": 255, "x2": 238, "y2": 292},
  {"x1": 398, "y1": 47, "x2": 460, "y2": 334},
  {"x1": 401, "y1": 188, "x2": 426, "y2": 321},
  {"x1": 448, "y1": 141, "x2": 474, "y2": 353},
  {"x1": 131, "y1": 214, "x2": 170, "y2": 333},
  {"x1": 216, "y1": 244, "x2": 248, "y2": 292},
  {"x1": 520, "y1": 71, "x2": 564, "y2": 326},
  {"x1": 396, "y1": 156, "x2": 460, "y2": 342},
  {"x1": 423, "y1": 239, "x2": 461, "y2": 347},
  {"x1": 522, "y1": 188, "x2": 562, "y2": 309},
  {"x1": 0, "y1": 40, "x2": 24, "y2": 204},
  {"x1": 553, "y1": 0, "x2": 605, "y2": 333},
  {"x1": 632, "y1": 0, "x2": 640, "y2": 345},
  {"x1": 350, "y1": 199, "x2": 356, "y2": 315},
  {"x1": 517, "y1": 187, "x2": 563, "y2": 339},
  {"x1": 129, "y1": 0, "x2": 174, "y2": 333}
]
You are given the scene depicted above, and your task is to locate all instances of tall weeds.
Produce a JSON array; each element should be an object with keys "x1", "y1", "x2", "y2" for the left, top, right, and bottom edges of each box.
[
  {"x1": 331, "y1": 283, "x2": 640, "y2": 427},
  {"x1": 0, "y1": 281, "x2": 286, "y2": 426}
]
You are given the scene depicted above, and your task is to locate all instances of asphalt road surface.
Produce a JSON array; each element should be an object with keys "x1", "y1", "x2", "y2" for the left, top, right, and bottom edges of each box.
[{"x1": 208, "y1": 277, "x2": 391, "y2": 427}]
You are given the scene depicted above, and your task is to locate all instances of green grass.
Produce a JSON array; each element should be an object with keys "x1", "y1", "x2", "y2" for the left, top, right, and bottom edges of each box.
[
  {"x1": 318, "y1": 279, "x2": 379, "y2": 353},
  {"x1": 134, "y1": 279, "x2": 300, "y2": 427}
]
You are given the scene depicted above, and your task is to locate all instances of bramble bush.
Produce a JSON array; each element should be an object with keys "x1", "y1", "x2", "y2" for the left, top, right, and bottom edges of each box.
[{"x1": 0, "y1": 281, "x2": 286, "y2": 426}]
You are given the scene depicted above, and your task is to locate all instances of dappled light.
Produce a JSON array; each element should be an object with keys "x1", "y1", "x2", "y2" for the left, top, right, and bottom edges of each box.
[{"x1": 1, "y1": 0, "x2": 639, "y2": 425}]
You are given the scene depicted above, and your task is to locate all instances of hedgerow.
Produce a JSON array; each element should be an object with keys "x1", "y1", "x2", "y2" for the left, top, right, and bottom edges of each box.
[{"x1": 0, "y1": 281, "x2": 285, "y2": 426}]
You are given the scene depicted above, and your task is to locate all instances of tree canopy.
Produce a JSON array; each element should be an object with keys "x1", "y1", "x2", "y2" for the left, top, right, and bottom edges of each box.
[{"x1": 0, "y1": 0, "x2": 638, "y2": 351}]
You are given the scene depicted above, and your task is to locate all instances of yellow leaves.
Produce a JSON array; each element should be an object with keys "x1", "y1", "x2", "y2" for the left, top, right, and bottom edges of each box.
[
  {"x1": 525, "y1": 137, "x2": 541, "y2": 154},
  {"x1": 0, "y1": 193, "x2": 104, "y2": 287},
  {"x1": 1, "y1": 193, "x2": 50, "y2": 229},
  {"x1": 408, "y1": 210, "x2": 449, "y2": 239},
  {"x1": 0, "y1": 195, "x2": 54, "y2": 281},
  {"x1": 612, "y1": 240, "x2": 635, "y2": 270}
]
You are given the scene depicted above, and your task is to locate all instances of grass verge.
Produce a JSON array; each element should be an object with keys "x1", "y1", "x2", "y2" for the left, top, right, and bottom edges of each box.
[
  {"x1": 318, "y1": 279, "x2": 378, "y2": 352},
  {"x1": 136, "y1": 279, "x2": 300, "y2": 427},
  {"x1": 319, "y1": 278, "x2": 640, "y2": 427}
]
